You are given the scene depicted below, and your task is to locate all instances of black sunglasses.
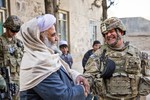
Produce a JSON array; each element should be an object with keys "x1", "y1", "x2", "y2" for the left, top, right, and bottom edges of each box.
[
  {"x1": 10, "y1": 29, "x2": 19, "y2": 33},
  {"x1": 10, "y1": 26, "x2": 20, "y2": 33}
]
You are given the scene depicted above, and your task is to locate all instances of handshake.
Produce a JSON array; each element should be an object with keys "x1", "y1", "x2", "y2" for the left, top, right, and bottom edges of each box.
[{"x1": 76, "y1": 75, "x2": 90, "y2": 97}]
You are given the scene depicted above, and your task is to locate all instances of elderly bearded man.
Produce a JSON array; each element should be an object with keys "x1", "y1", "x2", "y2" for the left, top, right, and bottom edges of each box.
[{"x1": 18, "y1": 14, "x2": 90, "y2": 100}]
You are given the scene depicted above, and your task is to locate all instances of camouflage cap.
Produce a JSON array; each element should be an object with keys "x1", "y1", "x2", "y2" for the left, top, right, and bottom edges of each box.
[
  {"x1": 3, "y1": 15, "x2": 22, "y2": 32},
  {"x1": 100, "y1": 17, "x2": 126, "y2": 36}
]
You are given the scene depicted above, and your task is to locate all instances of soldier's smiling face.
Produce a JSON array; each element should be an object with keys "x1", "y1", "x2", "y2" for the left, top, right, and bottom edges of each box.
[
  {"x1": 104, "y1": 29, "x2": 124, "y2": 48},
  {"x1": 104, "y1": 29, "x2": 117, "y2": 45}
]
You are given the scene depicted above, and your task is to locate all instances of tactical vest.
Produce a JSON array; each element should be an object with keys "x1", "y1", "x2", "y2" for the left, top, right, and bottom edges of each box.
[
  {"x1": 98, "y1": 45, "x2": 142, "y2": 99},
  {"x1": 0, "y1": 34, "x2": 24, "y2": 82}
]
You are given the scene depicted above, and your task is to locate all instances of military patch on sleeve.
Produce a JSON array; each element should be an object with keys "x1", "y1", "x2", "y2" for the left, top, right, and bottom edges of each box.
[{"x1": 101, "y1": 23, "x2": 107, "y2": 32}]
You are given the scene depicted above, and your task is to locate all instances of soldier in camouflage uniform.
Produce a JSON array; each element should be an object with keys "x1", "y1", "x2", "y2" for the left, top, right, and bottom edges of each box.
[
  {"x1": 0, "y1": 15, "x2": 24, "y2": 99},
  {"x1": 83, "y1": 17, "x2": 150, "y2": 100}
]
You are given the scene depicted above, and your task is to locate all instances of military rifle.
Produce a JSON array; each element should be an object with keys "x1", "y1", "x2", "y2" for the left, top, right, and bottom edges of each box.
[
  {"x1": 0, "y1": 67, "x2": 16, "y2": 100},
  {"x1": 0, "y1": 38, "x2": 16, "y2": 100}
]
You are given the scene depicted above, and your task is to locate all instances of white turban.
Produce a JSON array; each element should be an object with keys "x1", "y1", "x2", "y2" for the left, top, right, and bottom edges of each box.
[{"x1": 37, "y1": 14, "x2": 56, "y2": 32}]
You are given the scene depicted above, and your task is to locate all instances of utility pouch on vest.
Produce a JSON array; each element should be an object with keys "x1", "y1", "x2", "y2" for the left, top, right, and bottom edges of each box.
[
  {"x1": 9, "y1": 58, "x2": 17, "y2": 73},
  {"x1": 106, "y1": 73, "x2": 139, "y2": 97},
  {"x1": 107, "y1": 75, "x2": 132, "y2": 96},
  {"x1": 139, "y1": 77, "x2": 150, "y2": 96},
  {"x1": 101, "y1": 58, "x2": 115, "y2": 79},
  {"x1": 91, "y1": 77, "x2": 106, "y2": 96},
  {"x1": 100, "y1": 49, "x2": 116, "y2": 79},
  {"x1": 125, "y1": 56, "x2": 141, "y2": 74}
]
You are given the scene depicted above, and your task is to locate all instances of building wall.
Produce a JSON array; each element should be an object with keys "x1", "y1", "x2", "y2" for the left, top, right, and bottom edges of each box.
[
  {"x1": 3, "y1": 2, "x2": 150, "y2": 99},
  {"x1": 59, "y1": 0, "x2": 103, "y2": 72},
  {"x1": 9, "y1": 0, "x2": 45, "y2": 22},
  {"x1": 126, "y1": 36, "x2": 150, "y2": 56},
  {"x1": 5, "y1": 0, "x2": 104, "y2": 73}
]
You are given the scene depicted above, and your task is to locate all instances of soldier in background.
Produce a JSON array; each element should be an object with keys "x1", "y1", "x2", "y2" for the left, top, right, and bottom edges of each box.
[
  {"x1": 83, "y1": 17, "x2": 150, "y2": 100},
  {"x1": 0, "y1": 15, "x2": 24, "y2": 99}
]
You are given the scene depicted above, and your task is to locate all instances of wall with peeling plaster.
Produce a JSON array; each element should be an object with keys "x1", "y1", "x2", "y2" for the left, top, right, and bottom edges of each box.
[
  {"x1": 59, "y1": 0, "x2": 103, "y2": 72},
  {"x1": 10, "y1": 0, "x2": 45, "y2": 22}
]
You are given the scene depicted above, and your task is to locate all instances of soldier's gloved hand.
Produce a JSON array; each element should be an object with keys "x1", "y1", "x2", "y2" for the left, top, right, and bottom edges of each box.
[{"x1": 0, "y1": 74, "x2": 7, "y2": 91}]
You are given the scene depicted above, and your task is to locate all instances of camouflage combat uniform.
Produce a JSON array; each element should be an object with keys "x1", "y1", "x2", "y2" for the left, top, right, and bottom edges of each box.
[
  {"x1": 0, "y1": 33, "x2": 23, "y2": 83},
  {"x1": 0, "y1": 15, "x2": 23, "y2": 100},
  {"x1": 83, "y1": 17, "x2": 150, "y2": 100}
]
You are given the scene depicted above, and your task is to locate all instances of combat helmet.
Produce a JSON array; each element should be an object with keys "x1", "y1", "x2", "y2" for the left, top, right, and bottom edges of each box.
[
  {"x1": 100, "y1": 17, "x2": 126, "y2": 36},
  {"x1": 3, "y1": 15, "x2": 22, "y2": 32}
]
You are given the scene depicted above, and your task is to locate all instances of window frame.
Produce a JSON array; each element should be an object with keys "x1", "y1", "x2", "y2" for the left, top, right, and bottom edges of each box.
[
  {"x1": 57, "y1": 10, "x2": 69, "y2": 41},
  {"x1": 0, "y1": 0, "x2": 8, "y2": 35},
  {"x1": 89, "y1": 20, "x2": 98, "y2": 44}
]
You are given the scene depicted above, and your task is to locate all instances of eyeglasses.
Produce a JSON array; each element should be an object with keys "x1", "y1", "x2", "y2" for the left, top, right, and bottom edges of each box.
[{"x1": 9, "y1": 26, "x2": 20, "y2": 33}]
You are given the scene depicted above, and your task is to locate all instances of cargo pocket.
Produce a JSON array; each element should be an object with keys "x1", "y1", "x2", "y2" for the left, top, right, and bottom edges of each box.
[
  {"x1": 125, "y1": 56, "x2": 141, "y2": 74},
  {"x1": 107, "y1": 75, "x2": 132, "y2": 96},
  {"x1": 139, "y1": 77, "x2": 150, "y2": 96},
  {"x1": 92, "y1": 78, "x2": 106, "y2": 96},
  {"x1": 9, "y1": 58, "x2": 17, "y2": 73}
]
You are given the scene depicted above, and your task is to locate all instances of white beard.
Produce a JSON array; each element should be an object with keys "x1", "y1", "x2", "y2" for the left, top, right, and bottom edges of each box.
[{"x1": 43, "y1": 36, "x2": 62, "y2": 54}]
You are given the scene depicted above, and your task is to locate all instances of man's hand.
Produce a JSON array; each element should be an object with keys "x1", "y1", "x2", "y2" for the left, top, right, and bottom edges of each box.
[
  {"x1": 0, "y1": 74, "x2": 7, "y2": 91},
  {"x1": 76, "y1": 75, "x2": 90, "y2": 96}
]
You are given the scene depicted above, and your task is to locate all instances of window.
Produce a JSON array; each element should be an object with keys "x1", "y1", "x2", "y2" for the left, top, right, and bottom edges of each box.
[
  {"x1": 0, "y1": 0, "x2": 7, "y2": 35},
  {"x1": 58, "y1": 11, "x2": 69, "y2": 41},
  {"x1": 0, "y1": 0, "x2": 5, "y2": 7},
  {"x1": 0, "y1": 10, "x2": 6, "y2": 35},
  {"x1": 89, "y1": 20, "x2": 98, "y2": 44}
]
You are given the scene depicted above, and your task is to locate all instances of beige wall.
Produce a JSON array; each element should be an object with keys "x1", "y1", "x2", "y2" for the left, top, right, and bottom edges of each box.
[
  {"x1": 10, "y1": 0, "x2": 45, "y2": 22},
  {"x1": 6, "y1": 2, "x2": 150, "y2": 99},
  {"x1": 126, "y1": 36, "x2": 150, "y2": 56},
  {"x1": 8, "y1": 0, "x2": 104, "y2": 72},
  {"x1": 59, "y1": 0, "x2": 103, "y2": 71}
]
